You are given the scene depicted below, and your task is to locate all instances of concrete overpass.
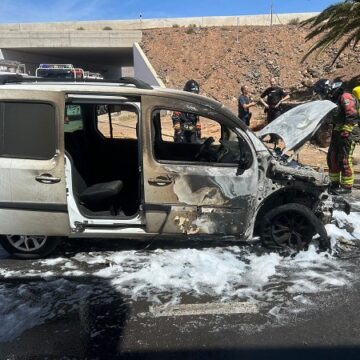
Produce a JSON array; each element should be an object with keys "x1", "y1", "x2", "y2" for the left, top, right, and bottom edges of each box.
[{"x1": 0, "y1": 30, "x2": 146, "y2": 80}]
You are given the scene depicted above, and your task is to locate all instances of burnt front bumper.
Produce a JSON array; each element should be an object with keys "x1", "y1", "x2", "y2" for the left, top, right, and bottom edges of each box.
[{"x1": 316, "y1": 192, "x2": 351, "y2": 224}]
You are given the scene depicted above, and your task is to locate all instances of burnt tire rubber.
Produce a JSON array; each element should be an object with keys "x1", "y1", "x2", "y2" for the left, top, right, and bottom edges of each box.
[
  {"x1": 0, "y1": 235, "x2": 62, "y2": 259},
  {"x1": 260, "y1": 203, "x2": 329, "y2": 251}
]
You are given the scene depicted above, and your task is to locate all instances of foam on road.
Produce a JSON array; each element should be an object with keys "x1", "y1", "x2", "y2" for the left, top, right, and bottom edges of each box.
[{"x1": 0, "y1": 207, "x2": 359, "y2": 342}]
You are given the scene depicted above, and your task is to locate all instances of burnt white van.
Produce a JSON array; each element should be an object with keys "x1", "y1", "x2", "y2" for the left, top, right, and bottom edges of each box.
[{"x1": 0, "y1": 77, "x2": 349, "y2": 258}]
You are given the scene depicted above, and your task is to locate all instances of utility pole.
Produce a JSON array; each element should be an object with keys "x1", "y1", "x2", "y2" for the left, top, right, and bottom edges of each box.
[{"x1": 236, "y1": 16, "x2": 239, "y2": 43}]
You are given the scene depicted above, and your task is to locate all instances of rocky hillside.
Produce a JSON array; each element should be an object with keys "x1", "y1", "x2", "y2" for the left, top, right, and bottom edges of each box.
[{"x1": 141, "y1": 25, "x2": 360, "y2": 123}]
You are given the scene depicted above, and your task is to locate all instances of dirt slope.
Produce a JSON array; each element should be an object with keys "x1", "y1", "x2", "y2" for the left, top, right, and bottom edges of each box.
[
  {"x1": 142, "y1": 25, "x2": 360, "y2": 122},
  {"x1": 141, "y1": 25, "x2": 360, "y2": 169}
]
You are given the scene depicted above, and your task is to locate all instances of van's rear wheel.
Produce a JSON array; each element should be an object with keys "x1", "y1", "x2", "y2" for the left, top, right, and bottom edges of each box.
[{"x1": 0, "y1": 235, "x2": 61, "y2": 259}]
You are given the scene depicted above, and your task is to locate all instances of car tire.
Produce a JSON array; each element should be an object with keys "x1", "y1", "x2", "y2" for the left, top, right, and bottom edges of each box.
[
  {"x1": 0, "y1": 235, "x2": 62, "y2": 259},
  {"x1": 260, "y1": 203, "x2": 329, "y2": 251}
]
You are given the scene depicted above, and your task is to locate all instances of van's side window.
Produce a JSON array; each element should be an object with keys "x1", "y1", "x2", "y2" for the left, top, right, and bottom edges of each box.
[
  {"x1": 152, "y1": 108, "x2": 245, "y2": 165},
  {"x1": 0, "y1": 102, "x2": 56, "y2": 160}
]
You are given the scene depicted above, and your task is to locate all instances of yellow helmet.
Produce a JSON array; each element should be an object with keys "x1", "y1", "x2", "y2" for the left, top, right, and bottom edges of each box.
[{"x1": 353, "y1": 85, "x2": 360, "y2": 101}]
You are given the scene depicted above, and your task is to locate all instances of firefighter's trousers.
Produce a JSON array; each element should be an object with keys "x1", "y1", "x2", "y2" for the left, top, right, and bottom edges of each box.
[{"x1": 327, "y1": 130, "x2": 356, "y2": 188}]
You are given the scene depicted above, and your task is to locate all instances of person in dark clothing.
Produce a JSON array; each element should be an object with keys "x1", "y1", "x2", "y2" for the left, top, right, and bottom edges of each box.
[
  {"x1": 314, "y1": 79, "x2": 360, "y2": 194},
  {"x1": 172, "y1": 111, "x2": 201, "y2": 143},
  {"x1": 238, "y1": 85, "x2": 257, "y2": 126},
  {"x1": 260, "y1": 77, "x2": 290, "y2": 143},
  {"x1": 172, "y1": 80, "x2": 201, "y2": 143}
]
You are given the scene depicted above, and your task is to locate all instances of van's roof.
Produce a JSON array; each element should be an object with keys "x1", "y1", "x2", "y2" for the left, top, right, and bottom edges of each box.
[
  {"x1": 0, "y1": 77, "x2": 244, "y2": 130},
  {"x1": 0, "y1": 79, "x2": 224, "y2": 108}
]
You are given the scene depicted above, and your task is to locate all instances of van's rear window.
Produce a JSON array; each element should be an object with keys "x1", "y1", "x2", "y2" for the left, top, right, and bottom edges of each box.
[{"x1": 0, "y1": 102, "x2": 56, "y2": 160}]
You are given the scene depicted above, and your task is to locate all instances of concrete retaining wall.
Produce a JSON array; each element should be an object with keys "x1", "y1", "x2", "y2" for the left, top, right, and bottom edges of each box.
[
  {"x1": 133, "y1": 43, "x2": 165, "y2": 87},
  {"x1": 0, "y1": 30, "x2": 142, "y2": 48},
  {"x1": 0, "y1": 13, "x2": 319, "y2": 31}
]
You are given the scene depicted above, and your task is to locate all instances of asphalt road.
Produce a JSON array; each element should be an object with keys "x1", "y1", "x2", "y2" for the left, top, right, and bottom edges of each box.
[{"x1": 1, "y1": 239, "x2": 360, "y2": 360}]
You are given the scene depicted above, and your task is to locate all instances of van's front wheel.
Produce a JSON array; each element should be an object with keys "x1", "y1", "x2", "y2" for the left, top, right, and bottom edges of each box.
[
  {"x1": 0, "y1": 235, "x2": 61, "y2": 259},
  {"x1": 260, "y1": 203, "x2": 329, "y2": 251}
]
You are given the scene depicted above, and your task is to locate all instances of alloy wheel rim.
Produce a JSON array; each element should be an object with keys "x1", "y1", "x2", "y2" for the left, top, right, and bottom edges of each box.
[
  {"x1": 6, "y1": 235, "x2": 47, "y2": 252},
  {"x1": 270, "y1": 213, "x2": 311, "y2": 250}
]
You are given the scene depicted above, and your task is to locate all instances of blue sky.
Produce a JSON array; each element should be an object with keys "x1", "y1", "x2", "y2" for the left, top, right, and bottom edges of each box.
[{"x1": 0, "y1": 0, "x2": 341, "y2": 23}]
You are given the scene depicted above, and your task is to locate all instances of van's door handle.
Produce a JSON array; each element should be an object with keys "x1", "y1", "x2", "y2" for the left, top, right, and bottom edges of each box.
[
  {"x1": 35, "y1": 173, "x2": 61, "y2": 184},
  {"x1": 148, "y1": 175, "x2": 173, "y2": 186}
]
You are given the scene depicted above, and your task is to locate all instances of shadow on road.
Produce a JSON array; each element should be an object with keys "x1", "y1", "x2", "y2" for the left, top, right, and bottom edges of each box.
[{"x1": 0, "y1": 274, "x2": 130, "y2": 359}]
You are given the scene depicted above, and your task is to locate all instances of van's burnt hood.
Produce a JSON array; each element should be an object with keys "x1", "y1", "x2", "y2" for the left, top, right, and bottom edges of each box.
[{"x1": 257, "y1": 100, "x2": 337, "y2": 152}]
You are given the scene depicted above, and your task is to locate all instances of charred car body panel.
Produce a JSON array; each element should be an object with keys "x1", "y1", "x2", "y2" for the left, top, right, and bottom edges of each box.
[{"x1": 141, "y1": 94, "x2": 258, "y2": 237}]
